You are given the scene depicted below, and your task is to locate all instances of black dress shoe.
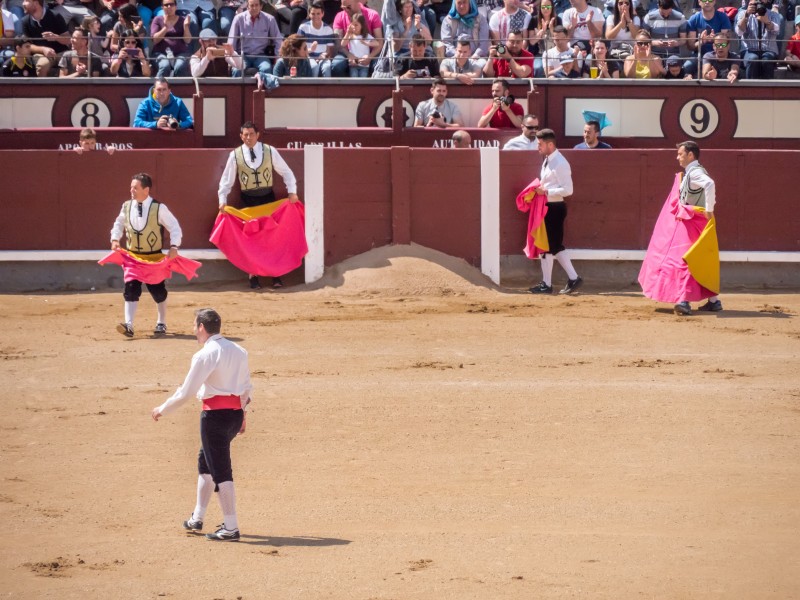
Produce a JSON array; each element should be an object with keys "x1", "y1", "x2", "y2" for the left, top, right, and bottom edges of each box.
[
  {"x1": 559, "y1": 276, "x2": 583, "y2": 295},
  {"x1": 249, "y1": 276, "x2": 261, "y2": 289},
  {"x1": 272, "y1": 277, "x2": 284, "y2": 288},
  {"x1": 529, "y1": 282, "x2": 553, "y2": 294}
]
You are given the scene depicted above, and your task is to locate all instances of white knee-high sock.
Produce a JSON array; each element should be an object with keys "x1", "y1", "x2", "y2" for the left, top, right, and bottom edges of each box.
[
  {"x1": 540, "y1": 254, "x2": 554, "y2": 287},
  {"x1": 124, "y1": 301, "x2": 138, "y2": 325},
  {"x1": 192, "y1": 474, "x2": 214, "y2": 521},
  {"x1": 555, "y1": 250, "x2": 578, "y2": 280},
  {"x1": 156, "y1": 300, "x2": 167, "y2": 325},
  {"x1": 217, "y1": 481, "x2": 238, "y2": 531}
]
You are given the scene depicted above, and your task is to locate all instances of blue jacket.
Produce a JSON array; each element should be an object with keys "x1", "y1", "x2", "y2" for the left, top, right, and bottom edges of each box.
[{"x1": 133, "y1": 86, "x2": 194, "y2": 129}]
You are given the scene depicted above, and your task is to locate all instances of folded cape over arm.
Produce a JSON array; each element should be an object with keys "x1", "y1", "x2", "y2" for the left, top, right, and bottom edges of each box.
[
  {"x1": 210, "y1": 199, "x2": 308, "y2": 277},
  {"x1": 516, "y1": 178, "x2": 549, "y2": 259},
  {"x1": 638, "y1": 174, "x2": 720, "y2": 303},
  {"x1": 98, "y1": 249, "x2": 202, "y2": 284}
]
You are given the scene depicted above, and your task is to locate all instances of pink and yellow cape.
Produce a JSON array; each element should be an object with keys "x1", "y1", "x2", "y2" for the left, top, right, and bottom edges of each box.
[{"x1": 515, "y1": 178, "x2": 549, "y2": 259}]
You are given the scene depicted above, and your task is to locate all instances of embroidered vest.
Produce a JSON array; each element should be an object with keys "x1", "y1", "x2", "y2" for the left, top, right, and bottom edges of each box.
[
  {"x1": 679, "y1": 164, "x2": 708, "y2": 209},
  {"x1": 234, "y1": 143, "x2": 274, "y2": 194},
  {"x1": 124, "y1": 200, "x2": 163, "y2": 255}
]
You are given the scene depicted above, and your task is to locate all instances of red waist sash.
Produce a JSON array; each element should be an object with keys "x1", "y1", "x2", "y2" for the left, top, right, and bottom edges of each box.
[{"x1": 202, "y1": 394, "x2": 242, "y2": 411}]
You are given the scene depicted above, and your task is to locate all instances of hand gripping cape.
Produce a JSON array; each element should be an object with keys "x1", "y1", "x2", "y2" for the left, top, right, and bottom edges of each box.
[
  {"x1": 210, "y1": 199, "x2": 308, "y2": 277},
  {"x1": 98, "y1": 248, "x2": 202, "y2": 284},
  {"x1": 515, "y1": 178, "x2": 549, "y2": 259},
  {"x1": 638, "y1": 173, "x2": 720, "y2": 303}
]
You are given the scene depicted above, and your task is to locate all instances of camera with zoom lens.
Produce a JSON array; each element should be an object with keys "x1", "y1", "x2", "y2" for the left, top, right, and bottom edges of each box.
[
  {"x1": 494, "y1": 43, "x2": 506, "y2": 55},
  {"x1": 500, "y1": 94, "x2": 515, "y2": 106},
  {"x1": 167, "y1": 116, "x2": 179, "y2": 130},
  {"x1": 755, "y1": 2, "x2": 767, "y2": 15}
]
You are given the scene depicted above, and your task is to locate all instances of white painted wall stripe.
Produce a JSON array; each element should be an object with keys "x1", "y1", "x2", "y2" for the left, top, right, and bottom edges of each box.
[
  {"x1": 304, "y1": 144, "x2": 325, "y2": 283},
  {"x1": 2, "y1": 249, "x2": 799, "y2": 263},
  {"x1": 480, "y1": 146, "x2": 501, "y2": 284}
]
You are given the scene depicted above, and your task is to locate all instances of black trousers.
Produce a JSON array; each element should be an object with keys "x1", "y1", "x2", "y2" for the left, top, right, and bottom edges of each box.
[
  {"x1": 543, "y1": 201, "x2": 567, "y2": 255},
  {"x1": 198, "y1": 409, "x2": 244, "y2": 485},
  {"x1": 241, "y1": 189, "x2": 276, "y2": 208},
  {"x1": 123, "y1": 280, "x2": 167, "y2": 303}
]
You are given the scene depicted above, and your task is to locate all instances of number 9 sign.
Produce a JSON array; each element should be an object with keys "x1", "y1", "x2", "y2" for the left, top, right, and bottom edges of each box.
[{"x1": 678, "y1": 99, "x2": 718, "y2": 139}]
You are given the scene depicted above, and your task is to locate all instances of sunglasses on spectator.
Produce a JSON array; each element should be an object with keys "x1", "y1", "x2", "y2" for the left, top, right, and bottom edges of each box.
[
  {"x1": 162, "y1": 2, "x2": 176, "y2": 6},
  {"x1": 699, "y1": 0, "x2": 714, "y2": 3},
  {"x1": 714, "y1": 42, "x2": 728, "y2": 47},
  {"x1": 636, "y1": 41, "x2": 651, "y2": 46},
  {"x1": 523, "y1": 125, "x2": 538, "y2": 130}
]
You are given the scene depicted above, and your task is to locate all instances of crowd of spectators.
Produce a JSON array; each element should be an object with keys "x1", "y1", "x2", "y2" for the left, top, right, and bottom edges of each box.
[{"x1": 1, "y1": 0, "x2": 798, "y2": 78}]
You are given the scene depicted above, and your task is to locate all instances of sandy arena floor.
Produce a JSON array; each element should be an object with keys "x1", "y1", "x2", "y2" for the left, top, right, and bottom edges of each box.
[{"x1": 1, "y1": 246, "x2": 799, "y2": 599}]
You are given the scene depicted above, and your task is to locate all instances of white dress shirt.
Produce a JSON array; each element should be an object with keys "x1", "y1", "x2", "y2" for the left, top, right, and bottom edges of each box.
[
  {"x1": 110, "y1": 195, "x2": 183, "y2": 247},
  {"x1": 157, "y1": 334, "x2": 253, "y2": 416},
  {"x1": 682, "y1": 159, "x2": 716, "y2": 213},
  {"x1": 503, "y1": 134, "x2": 537, "y2": 150},
  {"x1": 539, "y1": 149, "x2": 573, "y2": 202},
  {"x1": 218, "y1": 143, "x2": 298, "y2": 207}
]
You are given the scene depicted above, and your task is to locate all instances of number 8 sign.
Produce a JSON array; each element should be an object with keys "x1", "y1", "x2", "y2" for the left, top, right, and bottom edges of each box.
[{"x1": 678, "y1": 99, "x2": 719, "y2": 139}]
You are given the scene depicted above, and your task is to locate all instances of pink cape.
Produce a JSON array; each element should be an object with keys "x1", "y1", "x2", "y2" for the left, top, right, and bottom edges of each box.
[
  {"x1": 210, "y1": 200, "x2": 308, "y2": 277},
  {"x1": 638, "y1": 174, "x2": 716, "y2": 303},
  {"x1": 98, "y1": 250, "x2": 202, "y2": 284},
  {"x1": 515, "y1": 178, "x2": 549, "y2": 259}
]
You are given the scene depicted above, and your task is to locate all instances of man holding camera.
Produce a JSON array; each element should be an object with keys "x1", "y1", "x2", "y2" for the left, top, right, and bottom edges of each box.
[
  {"x1": 478, "y1": 78, "x2": 524, "y2": 129},
  {"x1": 190, "y1": 28, "x2": 242, "y2": 77},
  {"x1": 684, "y1": 0, "x2": 730, "y2": 77},
  {"x1": 736, "y1": 0, "x2": 781, "y2": 79},
  {"x1": 395, "y1": 33, "x2": 440, "y2": 78},
  {"x1": 482, "y1": 29, "x2": 533, "y2": 78},
  {"x1": 414, "y1": 77, "x2": 464, "y2": 128},
  {"x1": 133, "y1": 77, "x2": 194, "y2": 130}
]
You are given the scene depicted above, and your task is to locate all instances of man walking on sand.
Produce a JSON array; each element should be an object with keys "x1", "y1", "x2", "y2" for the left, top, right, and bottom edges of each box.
[{"x1": 152, "y1": 308, "x2": 252, "y2": 542}]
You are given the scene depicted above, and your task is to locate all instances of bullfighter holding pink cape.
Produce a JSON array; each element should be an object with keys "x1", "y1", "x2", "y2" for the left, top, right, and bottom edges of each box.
[{"x1": 639, "y1": 141, "x2": 722, "y2": 316}]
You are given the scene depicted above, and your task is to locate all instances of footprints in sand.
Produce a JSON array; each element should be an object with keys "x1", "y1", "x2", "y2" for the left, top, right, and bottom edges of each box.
[{"x1": 23, "y1": 556, "x2": 125, "y2": 578}]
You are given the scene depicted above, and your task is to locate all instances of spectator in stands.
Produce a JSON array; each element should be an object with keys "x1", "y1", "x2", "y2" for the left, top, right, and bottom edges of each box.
[
  {"x1": 527, "y1": 0, "x2": 562, "y2": 76},
  {"x1": 736, "y1": 0, "x2": 781, "y2": 79},
  {"x1": 605, "y1": 0, "x2": 640, "y2": 57},
  {"x1": 413, "y1": 77, "x2": 464, "y2": 128},
  {"x1": 190, "y1": 27, "x2": 241, "y2": 76},
  {"x1": 151, "y1": 0, "x2": 192, "y2": 77},
  {"x1": 2, "y1": 35, "x2": 35, "y2": 75},
  {"x1": 3, "y1": 0, "x2": 23, "y2": 31},
  {"x1": 475, "y1": 0, "x2": 502, "y2": 21},
  {"x1": 587, "y1": 38, "x2": 621, "y2": 77},
  {"x1": 440, "y1": 0, "x2": 489, "y2": 64},
  {"x1": 489, "y1": 0, "x2": 532, "y2": 47},
  {"x1": 663, "y1": 52, "x2": 688, "y2": 77},
  {"x1": 74, "y1": 127, "x2": 116, "y2": 154},
  {"x1": 541, "y1": 24, "x2": 571, "y2": 76},
  {"x1": 134, "y1": 76, "x2": 194, "y2": 129},
  {"x1": 394, "y1": 0, "x2": 432, "y2": 54},
  {"x1": 2, "y1": 3, "x2": 19, "y2": 55},
  {"x1": 341, "y1": 12, "x2": 379, "y2": 76},
  {"x1": 331, "y1": 0, "x2": 383, "y2": 77},
  {"x1": 440, "y1": 35, "x2": 483, "y2": 82},
  {"x1": 21, "y1": 0, "x2": 69, "y2": 76},
  {"x1": 477, "y1": 78, "x2": 524, "y2": 128},
  {"x1": 482, "y1": 28, "x2": 533, "y2": 77},
  {"x1": 503, "y1": 113, "x2": 539, "y2": 150},
  {"x1": 179, "y1": 0, "x2": 216, "y2": 41},
  {"x1": 786, "y1": 14, "x2": 800, "y2": 71},
  {"x1": 110, "y1": 28, "x2": 152, "y2": 76},
  {"x1": 571, "y1": 38, "x2": 590, "y2": 71},
  {"x1": 624, "y1": 30, "x2": 665, "y2": 76},
  {"x1": 136, "y1": 0, "x2": 163, "y2": 40},
  {"x1": 274, "y1": 33, "x2": 312, "y2": 75},
  {"x1": 109, "y1": 4, "x2": 144, "y2": 55},
  {"x1": 451, "y1": 129, "x2": 472, "y2": 148},
  {"x1": 642, "y1": 0, "x2": 687, "y2": 60},
  {"x1": 394, "y1": 32, "x2": 439, "y2": 76},
  {"x1": 684, "y1": 0, "x2": 731, "y2": 77},
  {"x1": 574, "y1": 120, "x2": 611, "y2": 148},
  {"x1": 99, "y1": 0, "x2": 135, "y2": 36},
  {"x1": 551, "y1": 51, "x2": 584, "y2": 76},
  {"x1": 562, "y1": 0, "x2": 604, "y2": 43},
  {"x1": 702, "y1": 31, "x2": 740, "y2": 81},
  {"x1": 228, "y1": 0, "x2": 283, "y2": 76},
  {"x1": 297, "y1": 1, "x2": 335, "y2": 76},
  {"x1": 81, "y1": 16, "x2": 111, "y2": 60},
  {"x1": 58, "y1": 28, "x2": 108, "y2": 77},
  {"x1": 51, "y1": 0, "x2": 96, "y2": 31},
  {"x1": 271, "y1": 0, "x2": 309, "y2": 37}
]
